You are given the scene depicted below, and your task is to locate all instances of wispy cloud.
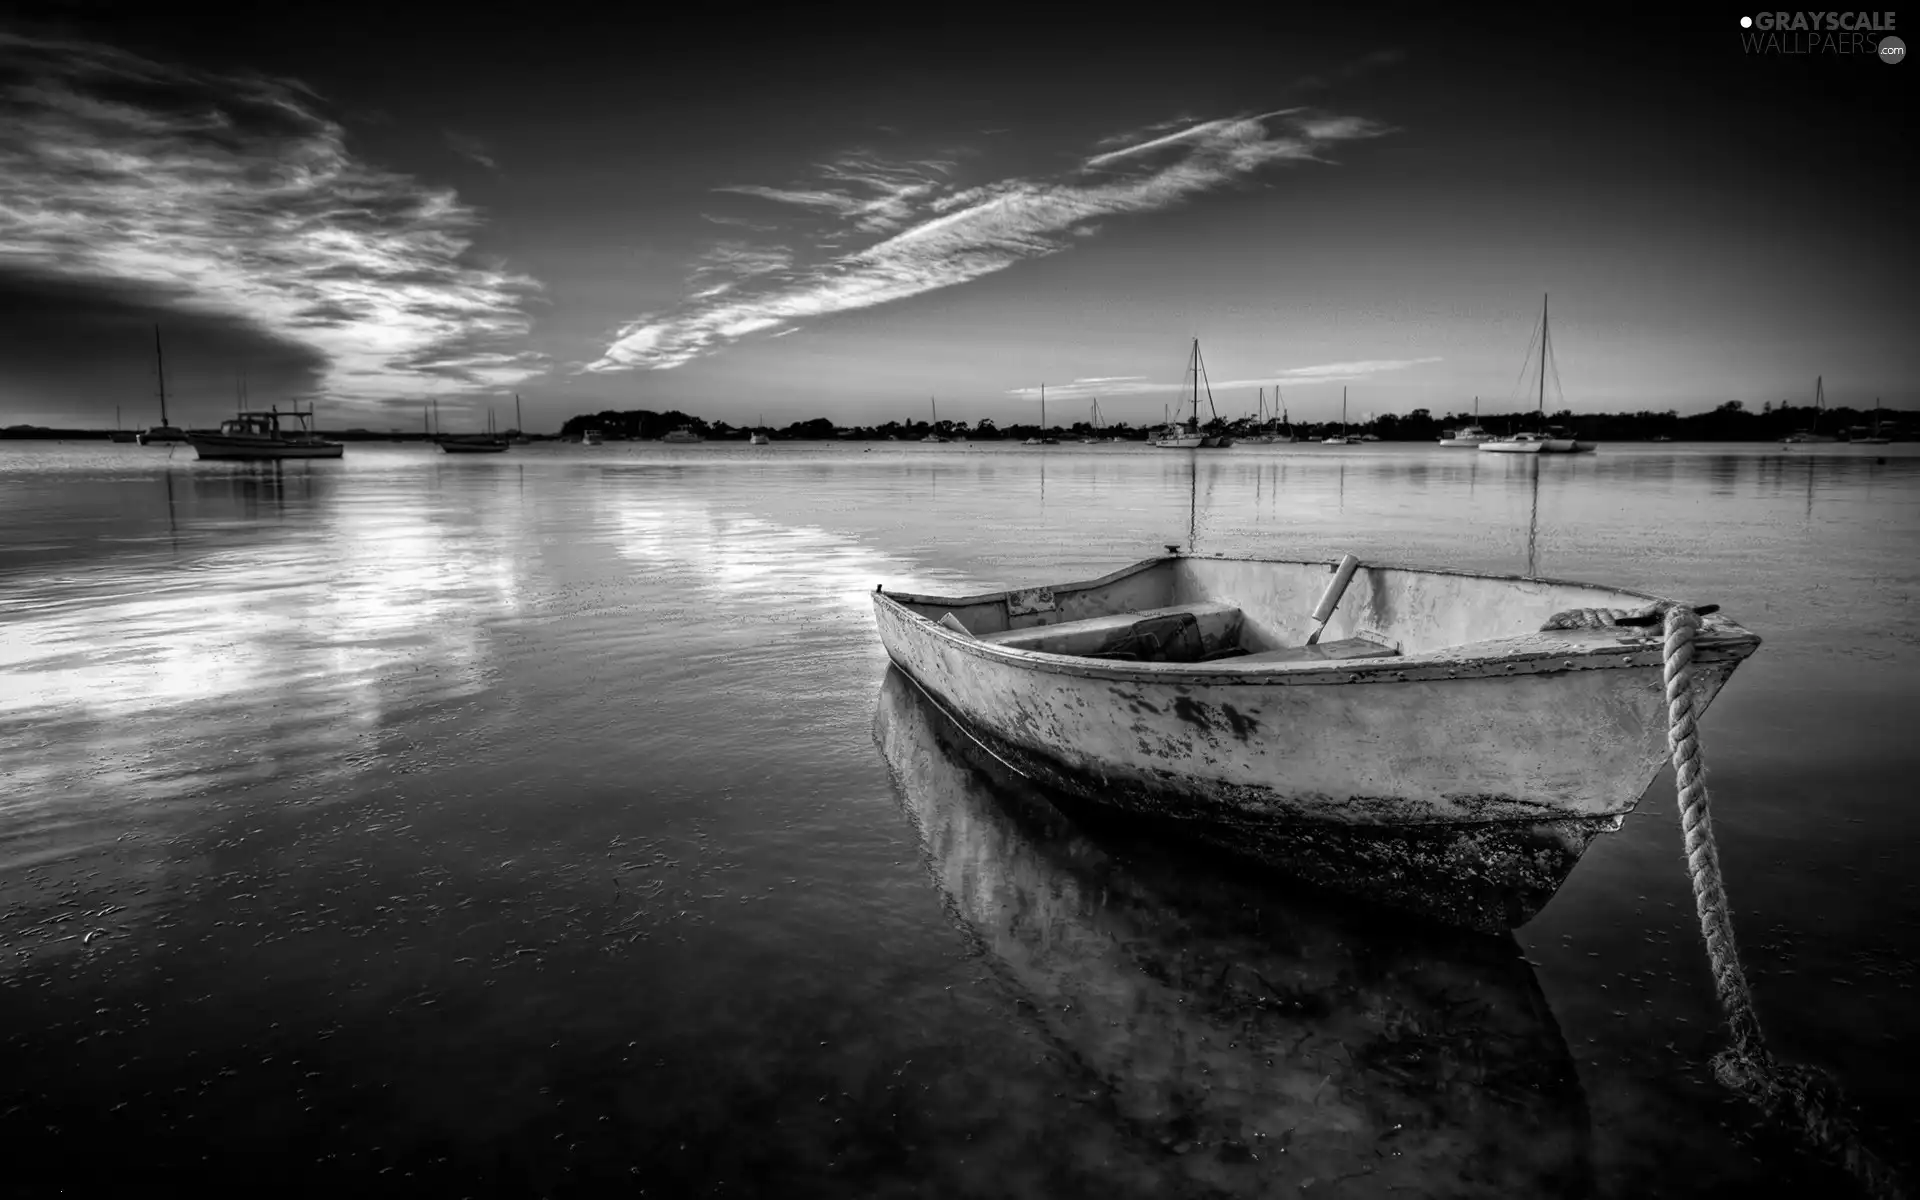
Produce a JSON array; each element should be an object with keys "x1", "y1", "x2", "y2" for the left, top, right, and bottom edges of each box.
[
  {"x1": 1006, "y1": 358, "x2": 1442, "y2": 402},
  {"x1": 444, "y1": 130, "x2": 498, "y2": 171},
  {"x1": 589, "y1": 108, "x2": 1388, "y2": 373},
  {"x1": 1273, "y1": 357, "x2": 1442, "y2": 381},
  {"x1": 0, "y1": 32, "x2": 545, "y2": 410}
]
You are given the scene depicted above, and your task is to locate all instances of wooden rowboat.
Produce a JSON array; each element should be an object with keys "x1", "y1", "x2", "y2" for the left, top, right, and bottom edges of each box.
[{"x1": 870, "y1": 551, "x2": 1760, "y2": 932}]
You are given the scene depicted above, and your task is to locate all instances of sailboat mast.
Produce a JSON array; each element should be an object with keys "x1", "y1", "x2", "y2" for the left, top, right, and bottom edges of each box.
[
  {"x1": 1040, "y1": 384, "x2": 1046, "y2": 431},
  {"x1": 516, "y1": 394, "x2": 523, "y2": 433},
  {"x1": 1342, "y1": 386, "x2": 1348, "y2": 433},
  {"x1": 1190, "y1": 339, "x2": 1199, "y2": 429},
  {"x1": 1537, "y1": 293, "x2": 1549, "y2": 420},
  {"x1": 153, "y1": 326, "x2": 170, "y2": 426}
]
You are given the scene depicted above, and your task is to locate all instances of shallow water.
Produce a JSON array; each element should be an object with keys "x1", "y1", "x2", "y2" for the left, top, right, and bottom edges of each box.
[{"x1": 1, "y1": 440, "x2": 1915, "y2": 1196}]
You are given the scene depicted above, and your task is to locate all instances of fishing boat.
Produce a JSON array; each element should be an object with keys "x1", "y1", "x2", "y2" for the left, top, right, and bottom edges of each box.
[
  {"x1": 869, "y1": 549, "x2": 1759, "y2": 931},
  {"x1": 1482, "y1": 296, "x2": 1596, "y2": 454},
  {"x1": 1153, "y1": 340, "x2": 1229, "y2": 448},
  {"x1": 1439, "y1": 398, "x2": 1495, "y2": 446},
  {"x1": 872, "y1": 667, "x2": 1591, "y2": 1190},
  {"x1": 188, "y1": 404, "x2": 344, "y2": 460},
  {"x1": 1321, "y1": 387, "x2": 1355, "y2": 444},
  {"x1": 135, "y1": 327, "x2": 189, "y2": 445}
]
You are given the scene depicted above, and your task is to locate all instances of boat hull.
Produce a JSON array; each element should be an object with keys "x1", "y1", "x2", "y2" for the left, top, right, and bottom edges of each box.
[
  {"x1": 871, "y1": 555, "x2": 1757, "y2": 931},
  {"x1": 1437, "y1": 437, "x2": 1490, "y2": 447},
  {"x1": 1152, "y1": 435, "x2": 1204, "y2": 448},
  {"x1": 438, "y1": 440, "x2": 509, "y2": 454},
  {"x1": 1479, "y1": 441, "x2": 1545, "y2": 454},
  {"x1": 189, "y1": 436, "x2": 343, "y2": 460}
]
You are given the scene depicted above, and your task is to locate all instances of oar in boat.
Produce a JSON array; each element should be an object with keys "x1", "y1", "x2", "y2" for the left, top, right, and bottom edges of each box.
[{"x1": 1304, "y1": 554, "x2": 1363, "y2": 646}]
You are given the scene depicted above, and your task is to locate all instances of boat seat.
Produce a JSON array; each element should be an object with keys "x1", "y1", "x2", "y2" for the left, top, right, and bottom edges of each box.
[
  {"x1": 1234, "y1": 637, "x2": 1402, "y2": 664},
  {"x1": 980, "y1": 602, "x2": 1243, "y2": 659}
]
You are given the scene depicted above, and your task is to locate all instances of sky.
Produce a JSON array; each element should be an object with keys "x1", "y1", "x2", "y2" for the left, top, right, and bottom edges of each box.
[{"x1": 0, "y1": 5, "x2": 1913, "y2": 432}]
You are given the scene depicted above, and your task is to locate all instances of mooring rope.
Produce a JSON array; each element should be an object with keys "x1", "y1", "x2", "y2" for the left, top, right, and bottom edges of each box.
[
  {"x1": 1659, "y1": 606, "x2": 1903, "y2": 1198},
  {"x1": 1537, "y1": 602, "x2": 1905, "y2": 1195}
]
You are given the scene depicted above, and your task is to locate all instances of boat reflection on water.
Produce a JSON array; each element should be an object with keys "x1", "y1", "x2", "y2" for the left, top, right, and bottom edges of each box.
[{"x1": 873, "y1": 667, "x2": 1592, "y2": 1196}]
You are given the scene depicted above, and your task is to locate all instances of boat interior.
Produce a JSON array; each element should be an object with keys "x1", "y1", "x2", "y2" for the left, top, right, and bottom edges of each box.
[{"x1": 887, "y1": 555, "x2": 1680, "y2": 667}]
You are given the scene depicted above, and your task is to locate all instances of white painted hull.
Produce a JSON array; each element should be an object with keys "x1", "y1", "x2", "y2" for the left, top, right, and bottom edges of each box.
[
  {"x1": 190, "y1": 436, "x2": 343, "y2": 460},
  {"x1": 1438, "y1": 437, "x2": 1491, "y2": 447},
  {"x1": 871, "y1": 554, "x2": 1759, "y2": 930},
  {"x1": 1153, "y1": 435, "x2": 1204, "y2": 449},
  {"x1": 1479, "y1": 441, "x2": 1545, "y2": 454},
  {"x1": 873, "y1": 666, "x2": 1591, "y2": 1186}
]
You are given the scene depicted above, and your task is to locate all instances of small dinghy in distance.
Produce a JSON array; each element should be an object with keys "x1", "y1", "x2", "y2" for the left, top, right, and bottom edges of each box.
[{"x1": 870, "y1": 550, "x2": 1761, "y2": 932}]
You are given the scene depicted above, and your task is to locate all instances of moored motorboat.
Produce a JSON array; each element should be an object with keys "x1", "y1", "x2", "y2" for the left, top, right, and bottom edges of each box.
[
  {"x1": 869, "y1": 550, "x2": 1759, "y2": 931},
  {"x1": 1480, "y1": 431, "x2": 1549, "y2": 454},
  {"x1": 188, "y1": 406, "x2": 343, "y2": 460}
]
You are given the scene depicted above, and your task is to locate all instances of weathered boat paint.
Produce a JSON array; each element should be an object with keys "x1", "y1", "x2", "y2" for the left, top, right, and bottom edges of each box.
[{"x1": 870, "y1": 553, "x2": 1761, "y2": 931}]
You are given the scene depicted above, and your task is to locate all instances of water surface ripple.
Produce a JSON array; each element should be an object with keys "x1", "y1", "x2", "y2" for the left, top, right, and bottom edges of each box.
[{"x1": 1, "y1": 441, "x2": 1914, "y2": 1196}]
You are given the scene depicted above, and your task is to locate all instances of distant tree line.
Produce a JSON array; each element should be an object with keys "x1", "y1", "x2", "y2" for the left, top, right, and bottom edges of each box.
[
  {"x1": 551, "y1": 401, "x2": 1909, "y2": 443},
  {"x1": 5, "y1": 398, "x2": 1903, "y2": 442}
]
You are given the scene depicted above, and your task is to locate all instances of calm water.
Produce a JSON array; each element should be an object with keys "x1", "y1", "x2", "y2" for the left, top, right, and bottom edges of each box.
[{"x1": 2, "y1": 440, "x2": 1915, "y2": 1197}]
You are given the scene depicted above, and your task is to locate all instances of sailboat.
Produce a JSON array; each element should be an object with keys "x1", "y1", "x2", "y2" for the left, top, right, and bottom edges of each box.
[
  {"x1": 1780, "y1": 377, "x2": 1837, "y2": 444},
  {"x1": 1321, "y1": 388, "x2": 1355, "y2": 445},
  {"x1": 749, "y1": 413, "x2": 773, "y2": 445},
  {"x1": 509, "y1": 395, "x2": 531, "y2": 444},
  {"x1": 135, "y1": 326, "x2": 189, "y2": 445},
  {"x1": 1482, "y1": 295, "x2": 1596, "y2": 454},
  {"x1": 440, "y1": 407, "x2": 510, "y2": 453},
  {"x1": 1854, "y1": 399, "x2": 1890, "y2": 444},
  {"x1": 921, "y1": 396, "x2": 948, "y2": 443},
  {"x1": 1239, "y1": 389, "x2": 1275, "y2": 444},
  {"x1": 1274, "y1": 392, "x2": 1299, "y2": 443},
  {"x1": 1152, "y1": 340, "x2": 1228, "y2": 448},
  {"x1": 1439, "y1": 397, "x2": 1494, "y2": 446},
  {"x1": 1023, "y1": 385, "x2": 1060, "y2": 445}
]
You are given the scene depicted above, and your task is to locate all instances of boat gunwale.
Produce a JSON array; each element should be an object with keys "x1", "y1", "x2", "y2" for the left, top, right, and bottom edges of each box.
[{"x1": 874, "y1": 553, "x2": 1760, "y2": 686}]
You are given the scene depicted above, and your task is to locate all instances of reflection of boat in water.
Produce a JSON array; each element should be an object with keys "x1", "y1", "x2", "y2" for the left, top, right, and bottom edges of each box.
[
  {"x1": 871, "y1": 551, "x2": 1759, "y2": 931},
  {"x1": 872, "y1": 668, "x2": 1592, "y2": 1194}
]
